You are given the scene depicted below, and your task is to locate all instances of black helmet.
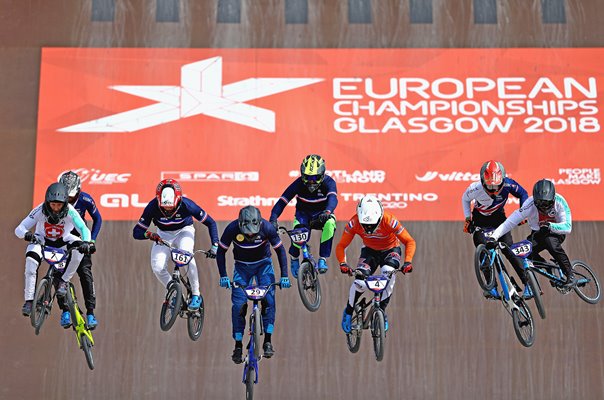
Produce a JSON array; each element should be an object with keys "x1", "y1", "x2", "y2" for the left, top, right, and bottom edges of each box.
[
  {"x1": 42, "y1": 182, "x2": 69, "y2": 224},
  {"x1": 300, "y1": 154, "x2": 326, "y2": 193},
  {"x1": 59, "y1": 171, "x2": 82, "y2": 204},
  {"x1": 533, "y1": 179, "x2": 556, "y2": 213},
  {"x1": 238, "y1": 206, "x2": 261, "y2": 236}
]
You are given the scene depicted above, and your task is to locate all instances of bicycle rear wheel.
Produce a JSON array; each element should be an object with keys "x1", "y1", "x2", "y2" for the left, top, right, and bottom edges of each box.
[
  {"x1": 80, "y1": 334, "x2": 95, "y2": 370},
  {"x1": 512, "y1": 299, "x2": 535, "y2": 347},
  {"x1": 371, "y1": 309, "x2": 386, "y2": 362},
  {"x1": 251, "y1": 307, "x2": 262, "y2": 359},
  {"x1": 572, "y1": 261, "x2": 601, "y2": 304},
  {"x1": 297, "y1": 261, "x2": 321, "y2": 312},
  {"x1": 346, "y1": 306, "x2": 363, "y2": 353},
  {"x1": 245, "y1": 365, "x2": 255, "y2": 400},
  {"x1": 160, "y1": 281, "x2": 182, "y2": 331},
  {"x1": 187, "y1": 296, "x2": 205, "y2": 341},
  {"x1": 474, "y1": 244, "x2": 495, "y2": 291},
  {"x1": 31, "y1": 278, "x2": 52, "y2": 335},
  {"x1": 526, "y1": 269, "x2": 546, "y2": 319}
]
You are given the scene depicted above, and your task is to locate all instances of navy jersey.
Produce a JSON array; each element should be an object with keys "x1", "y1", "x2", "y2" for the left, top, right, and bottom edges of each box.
[
  {"x1": 132, "y1": 197, "x2": 219, "y2": 243},
  {"x1": 71, "y1": 191, "x2": 103, "y2": 241},
  {"x1": 462, "y1": 177, "x2": 528, "y2": 217},
  {"x1": 270, "y1": 175, "x2": 338, "y2": 220},
  {"x1": 216, "y1": 219, "x2": 288, "y2": 278}
]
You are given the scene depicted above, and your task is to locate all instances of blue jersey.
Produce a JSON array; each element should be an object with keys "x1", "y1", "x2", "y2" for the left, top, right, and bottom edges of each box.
[
  {"x1": 216, "y1": 219, "x2": 288, "y2": 278},
  {"x1": 71, "y1": 191, "x2": 103, "y2": 241},
  {"x1": 270, "y1": 175, "x2": 338, "y2": 220},
  {"x1": 462, "y1": 177, "x2": 528, "y2": 217},
  {"x1": 132, "y1": 197, "x2": 219, "y2": 244}
]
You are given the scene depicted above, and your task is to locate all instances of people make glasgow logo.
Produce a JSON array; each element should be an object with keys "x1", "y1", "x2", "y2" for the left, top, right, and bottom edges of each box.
[{"x1": 58, "y1": 57, "x2": 323, "y2": 133}]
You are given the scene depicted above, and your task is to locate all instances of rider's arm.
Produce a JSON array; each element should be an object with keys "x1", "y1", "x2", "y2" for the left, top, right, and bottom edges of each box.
[
  {"x1": 461, "y1": 183, "x2": 476, "y2": 218},
  {"x1": 14, "y1": 206, "x2": 41, "y2": 239},
  {"x1": 549, "y1": 194, "x2": 572, "y2": 234},
  {"x1": 323, "y1": 176, "x2": 338, "y2": 213},
  {"x1": 83, "y1": 193, "x2": 103, "y2": 241},
  {"x1": 396, "y1": 228, "x2": 416, "y2": 263},
  {"x1": 267, "y1": 223, "x2": 288, "y2": 277},
  {"x1": 185, "y1": 198, "x2": 220, "y2": 244},
  {"x1": 507, "y1": 178, "x2": 529, "y2": 207},
  {"x1": 132, "y1": 201, "x2": 155, "y2": 240},
  {"x1": 491, "y1": 207, "x2": 526, "y2": 240},
  {"x1": 335, "y1": 221, "x2": 356, "y2": 264},
  {"x1": 269, "y1": 180, "x2": 299, "y2": 221},
  {"x1": 69, "y1": 205, "x2": 91, "y2": 241},
  {"x1": 217, "y1": 222, "x2": 236, "y2": 277}
]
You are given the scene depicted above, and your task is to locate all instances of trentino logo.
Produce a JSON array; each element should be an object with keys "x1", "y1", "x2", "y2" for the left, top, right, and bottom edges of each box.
[{"x1": 59, "y1": 57, "x2": 323, "y2": 133}]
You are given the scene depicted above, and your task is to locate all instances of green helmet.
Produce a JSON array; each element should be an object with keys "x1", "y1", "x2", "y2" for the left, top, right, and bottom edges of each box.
[{"x1": 300, "y1": 154, "x2": 326, "y2": 192}]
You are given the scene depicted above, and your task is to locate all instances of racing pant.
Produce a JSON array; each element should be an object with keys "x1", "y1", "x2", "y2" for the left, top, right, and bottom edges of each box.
[
  {"x1": 150, "y1": 225, "x2": 200, "y2": 295},
  {"x1": 471, "y1": 209, "x2": 527, "y2": 284},
  {"x1": 231, "y1": 258, "x2": 276, "y2": 341},
  {"x1": 76, "y1": 255, "x2": 96, "y2": 314},
  {"x1": 289, "y1": 210, "x2": 336, "y2": 259},
  {"x1": 528, "y1": 230, "x2": 573, "y2": 277},
  {"x1": 346, "y1": 246, "x2": 402, "y2": 313}
]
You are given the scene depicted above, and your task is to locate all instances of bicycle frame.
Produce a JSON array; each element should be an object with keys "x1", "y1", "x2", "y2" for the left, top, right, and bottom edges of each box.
[
  {"x1": 480, "y1": 245, "x2": 523, "y2": 316},
  {"x1": 350, "y1": 270, "x2": 397, "y2": 330},
  {"x1": 279, "y1": 226, "x2": 317, "y2": 269},
  {"x1": 67, "y1": 283, "x2": 94, "y2": 346}
]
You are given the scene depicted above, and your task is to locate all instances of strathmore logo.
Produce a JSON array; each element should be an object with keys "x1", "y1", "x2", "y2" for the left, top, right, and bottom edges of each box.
[
  {"x1": 289, "y1": 169, "x2": 386, "y2": 183},
  {"x1": 58, "y1": 57, "x2": 323, "y2": 133},
  {"x1": 59, "y1": 168, "x2": 131, "y2": 185},
  {"x1": 415, "y1": 171, "x2": 479, "y2": 182},
  {"x1": 162, "y1": 171, "x2": 259, "y2": 182}
]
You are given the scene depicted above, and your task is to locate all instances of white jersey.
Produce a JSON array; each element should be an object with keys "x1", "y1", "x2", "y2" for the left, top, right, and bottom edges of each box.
[
  {"x1": 14, "y1": 203, "x2": 91, "y2": 242},
  {"x1": 492, "y1": 194, "x2": 572, "y2": 240},
  {"x1": 461, "y1": 178, "x2": 527, "y2": 218}
]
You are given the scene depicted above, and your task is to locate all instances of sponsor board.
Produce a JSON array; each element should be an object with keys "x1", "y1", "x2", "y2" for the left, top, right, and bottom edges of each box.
[{"x1": 35, "y1": 48, "x2": 604, "y2": 220}]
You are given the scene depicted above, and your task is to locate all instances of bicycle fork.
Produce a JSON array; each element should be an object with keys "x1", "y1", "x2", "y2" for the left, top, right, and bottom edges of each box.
[{"x1": 243, "y1": 303, "x2": 261, "y2": 385}]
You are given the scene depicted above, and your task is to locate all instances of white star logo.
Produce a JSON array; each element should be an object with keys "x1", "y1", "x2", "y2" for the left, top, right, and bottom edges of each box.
[{"x1": 59, "y1": 57, "x2": 323, "y2": 133}]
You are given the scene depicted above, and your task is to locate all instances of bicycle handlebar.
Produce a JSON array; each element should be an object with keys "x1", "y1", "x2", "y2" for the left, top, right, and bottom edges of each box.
[
  {"x1": 232, "y1": 281, "x2": 282, "y2": 290},
  {"x1": 157, "y1": 238, "x2": 210, "y2": 256},
  {"x1": 346, "y1": 267, "x2": 400, "y2": 279}
]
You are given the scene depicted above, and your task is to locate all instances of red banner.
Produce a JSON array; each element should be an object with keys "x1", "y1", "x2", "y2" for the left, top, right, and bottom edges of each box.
[{"x1": 35, "y1": 48, "x2": 603, "y2": 220}]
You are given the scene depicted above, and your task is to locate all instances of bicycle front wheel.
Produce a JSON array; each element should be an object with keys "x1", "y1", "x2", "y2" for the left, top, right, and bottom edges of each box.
[
  {"x1": 245, "y1": 365, "x2": 255, "y2": 400},
  {"x1": 297, "y1": 261, "x2": 321, "y2": 312},
  {"x1": 572, "y1": 261, "x2": 601, "y2": 304},
  {"x1": 526, "y1": 269, "x2": 546, "y2": 319},
  {"x1": 160, "y1": 281, "x2": 182, "y2": 331},
  {"x1": 251, "y1": 307, "x2": 262, "y2": 359},
  {"x1": 80, "y1": 334, "x2": 95, "y2": 370},
  {"x1": 512, "y1": 299, "x2": 535, "y2": 347},
  {"x1": 31, "y1": 278, "x2": 52, "y2": 335},
  {"x1": 346, "y1": 306, "x2": 363, "y2": 354},
  {"x1": 371, "y1": 309, "x2": 386, "y2": 362},
  {"x1": 187, "y1": 296, "x2": 205, "y2": 341},
  {"x1": 474, "y1": 244, "x2": 495, "y2": 291}
]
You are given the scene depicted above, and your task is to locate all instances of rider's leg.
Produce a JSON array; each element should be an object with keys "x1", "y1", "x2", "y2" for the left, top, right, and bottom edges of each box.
[
  {"x1": 256, "y1": 261, "x2": 276, "y2": 339},
  {"x1": 499, "y1": 231, "x2": 527, "y2": 284},
  {"x1": 317, "y1": 217, "x2": 336, "y2": 272},
  {"x1": 59, "y1": 241, "x2": 84, "y2": 286},
  {"x1": 175, "y1": 226, "x2": 200, "y2": 296},
  {"x1": 231, "y1": 262, "x2": 254, "y2": 340},
  {"x1": 150, "y1": 241, "x2": 172, "y2": 288},
  {"x1": 542, "y1": 233, "x2": 573, "y2": 280},
  {"x1": 77, "y1": 255, "x2": 96, "y2": 315},
  {"x1": 379, "y1": 247, "x2": 402, "y2": 311},
  {"x1": 23, "y1": 244, "x2": 42, "y2": 302}
]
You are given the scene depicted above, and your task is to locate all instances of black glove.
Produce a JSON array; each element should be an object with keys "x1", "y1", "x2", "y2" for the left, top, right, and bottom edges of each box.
[
  {"x1": 401, "y1": 262, "x2": 413, "y2": 274},
  {"x1": 78, "y1": 242, "x2": 92, "y2": 255},
  {"x1": 463, "y1": 217, "x2": 474, "y2": 234},
  {"x1": 24, "y1": 232, "x2": 35, "y2": 243},
  {"x1": 89, "y1": 242, "x2": 97, "y2": 255},
  {"x1": 485, "y1": 238, "x2": 498, "y2": 250},
  {"x1": 270, "y1": 220, "x2": 279, "y2": 231},
  {"x1": 539, "y1": 222, "x2": 550, "y2": 234},
  {"x1": 354, "y1": 267, "x2": 370, "y2": 279},
  {"x1": 144, "y1": 231, "x2": 161, "y2": 243},
  {"x1": 318, "y1": 211, "x2": 332, "y2": 224},
  {"x1": 206, "y1": 244, "x2": 218, "y2": 259}
]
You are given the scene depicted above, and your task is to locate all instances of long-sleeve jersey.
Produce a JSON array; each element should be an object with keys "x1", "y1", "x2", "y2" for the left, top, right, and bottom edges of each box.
[
  {"x1": 216, "y1": 219, "x2": 288, "y2": 278},
  {"x1": 71, "y1": 191, "x2": 103, "y2": 241},
  {"x1": 15, "y1": 203, "x2": 91, "y2": 242},
  {"x1": 132, "y1": 197, "x2": 219, "y2": 244},
  {"x1": 491, "y1": 194, "x2": 572, "y2": 240},
  {"x1": 462, "y1": 178, "x2": 528, "y2": 217},
  {"x1": 270, "y1": 176, "x2": 338, "y2": 220},
  {"x1": 336, "y1": 211, "x2": 416, "y2": 264}
]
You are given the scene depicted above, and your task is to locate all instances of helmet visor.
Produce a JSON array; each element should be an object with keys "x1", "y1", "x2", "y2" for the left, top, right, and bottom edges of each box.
[
  {"x1": 239, "y1": 220, "x2": 260, "y2": 236},
  {"x1": 361, "y1": 223, "x2": 378, "y2": 234},
  {"x1": 534, "y1": 199, "x2": 554, "y2": 212},
  {"x1": 484, "y1": 183, "x2": 503, "y2": 194},
  {"x1": 302, "y1": 174, "x2": 322, "y2": 184}
]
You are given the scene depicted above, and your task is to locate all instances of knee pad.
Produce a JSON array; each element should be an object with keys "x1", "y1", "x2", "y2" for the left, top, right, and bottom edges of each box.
[
  {"x1": 321, "y1": 218, "x2": 336, "y2": 239},
  {"x1": 26, "y1": 252, "x2": 42, "y2": 264}
]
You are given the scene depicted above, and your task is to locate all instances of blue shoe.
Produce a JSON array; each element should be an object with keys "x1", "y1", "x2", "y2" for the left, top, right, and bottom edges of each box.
[
  {"x1": 341, "y1": 310, "x2": 352, "y2": 333},
  {"x1": 86, "y1": 314, "x2": 98, "y2": 330},
  {"x1": 188, "y1": 295, "x2": 202, "y2": 310},
  {"x1": 318, "y1": 258, "x2": 328, "y2": 274},
  {"x1": 290, "y1": 258, "x2": 300, "y2": 279},
  {"x1": 522, "y1": 285, "x2": 534, "y2": 300},
  {"x1": 60, "y1": 311, "x2": 71, "y2": 329},
  {"x1": 484, "y1": 287, "x2": 500, "y2": 300}
]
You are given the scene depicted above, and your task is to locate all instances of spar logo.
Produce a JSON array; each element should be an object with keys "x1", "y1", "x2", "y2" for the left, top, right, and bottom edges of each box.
[
  {"x1": 416, "y1": 171, "x2": 479, "y2": 182},
  {"x1": 58, "y1": 57, "x2": 323, "y2": 133}
]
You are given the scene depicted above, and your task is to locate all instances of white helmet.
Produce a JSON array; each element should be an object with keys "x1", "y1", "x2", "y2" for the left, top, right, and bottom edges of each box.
[{"x1": 357, "y1": 195, "x2": 383, "y2": 233}]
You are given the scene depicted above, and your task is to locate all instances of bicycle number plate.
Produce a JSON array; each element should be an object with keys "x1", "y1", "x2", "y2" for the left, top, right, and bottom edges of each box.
[
  {"x1": 245, "y1": 286, "x2": 268, "y2": 300},
  {"x1": 171, "y1": 249, "x2": 193, "y2": 265},
  {"x1": 289, "y1": 228, "x2": 309, "y2": 245},
  {"x1": 43, "y1": 247, "x2": 67, "y2": 269},
  {"x1": 510, "y1": 240, "x2": 532, "y2": 258},
  {"x1": 366, "y1": 275, "x2": 388, "y2": 292}
]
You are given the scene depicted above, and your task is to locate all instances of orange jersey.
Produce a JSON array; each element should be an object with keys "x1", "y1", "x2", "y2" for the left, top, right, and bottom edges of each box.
[{"x1": 336, "y1": 211, "x2": 416, "y2": 264}]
